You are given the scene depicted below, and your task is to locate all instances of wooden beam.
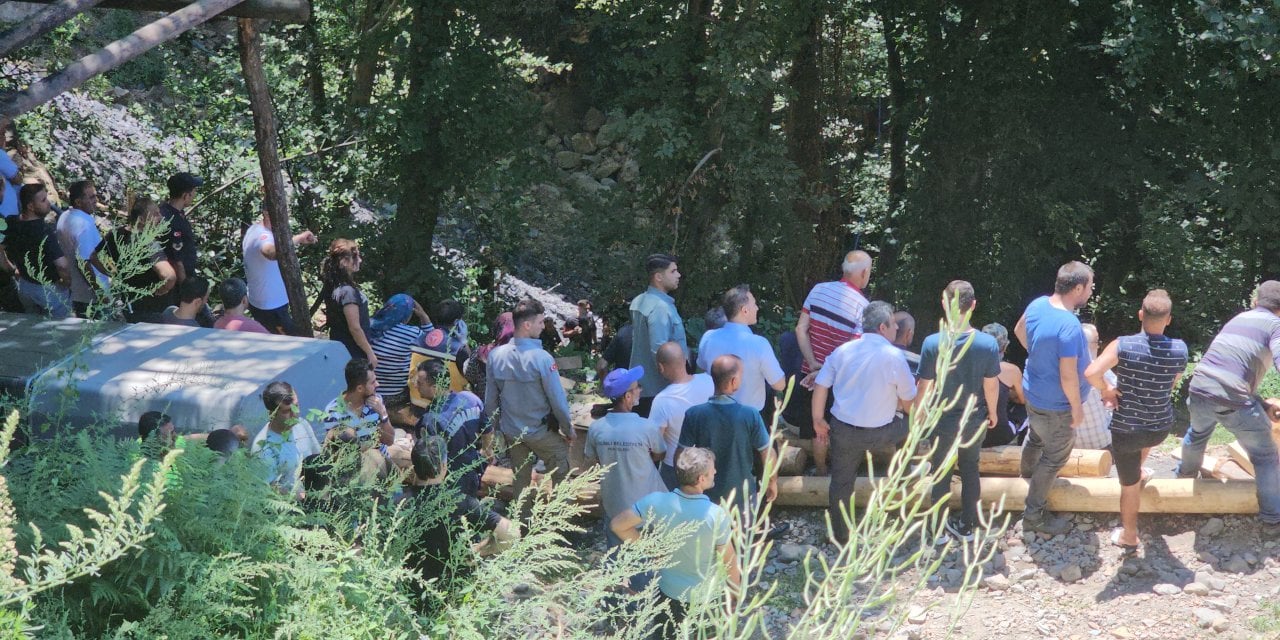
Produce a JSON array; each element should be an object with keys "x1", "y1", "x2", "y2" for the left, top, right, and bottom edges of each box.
[
  {"x1": 979, "y1": 446, "x2": 1112, "y2": 478},
  {"x1": 18, "y1": 0, "x2": 308, "y2": 22},
  {"x1": 1227, "y1": 441, "x2": 1255, "y2": 477},
  {"x1": 0, "y1": 0, "x2": 105, "y2": 58},
  {"x1": 236, "y1": 17, "x2": 312, "y2": 337},
  {"x1": 774, "y1": 476, "x2": 1261, "y2": 514},
  {"x1": 1171, "y1": 447, "x2": 1254, "y2": 481},
  {"x1": 0, "y1": 0, "x2": 248, "y2": 118}
]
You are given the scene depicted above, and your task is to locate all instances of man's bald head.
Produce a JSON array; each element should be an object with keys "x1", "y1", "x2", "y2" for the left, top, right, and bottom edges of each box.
[
  {"x1": 710, "y1": 355, "x2": 742, "y2": 394},
  {"x1": 842, "y1": 250, "x2": 872, "y2": 288},
  {"x1": 655, "y1": 341, "x2": 689, "y2": 384}
]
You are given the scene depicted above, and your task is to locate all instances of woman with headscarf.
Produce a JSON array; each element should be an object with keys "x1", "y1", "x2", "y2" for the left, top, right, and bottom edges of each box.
[
  {"x1": 464, "y1": 312, "x2": 514, "y2": 402},
  {"x1": 370, "y1": 293, "x2": 433, "y2": 398}
]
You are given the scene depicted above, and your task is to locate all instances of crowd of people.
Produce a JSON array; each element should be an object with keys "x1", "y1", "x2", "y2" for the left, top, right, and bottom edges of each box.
[{"x1": 7, "y1": 164, "x2": 1280, "y2": 633}]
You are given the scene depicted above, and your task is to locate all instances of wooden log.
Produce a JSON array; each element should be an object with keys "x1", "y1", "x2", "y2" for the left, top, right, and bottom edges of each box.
[
  {"x1": 774, "y1": 476, "x2": 1261, "y2": 514},
  {"x1": 236, "y1": 17, "x2": 312, "y2": 337},
  {"x1": 1, "y1": 0, "x2": 248, "y2": 118},
  {"x1": 978, "y1": 446, "x2": 1112, "y2": 478},
  {"x1": 777, "y1": 444, "x2": 808, "y2": 476},
  {"x1": 554, "y1": 355, "x2": 583, "y2": 371},
  {"x1": 0, "y1": 0, "x2": 105, "y2": 58},
  {"x1": 1227, "y1": 441, "x2": 1255, "y2": 477},
  {"x1": 1171, "y1": 448, "x2": 1254, "y2": 481},
  {"x1": 18, "y1": 0, "x2": 309, "y2": 22}
]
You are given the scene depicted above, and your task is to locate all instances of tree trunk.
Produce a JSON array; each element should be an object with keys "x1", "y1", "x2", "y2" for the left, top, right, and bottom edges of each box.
[
  {"x1": 349, "y1": 0, "x2": 393, "y2": 109},
  {"x1": 1, "y1": 0, "x2": 247, "y2": 118},
  {"x1": 19, "y1": 0, "x2": 307, "y2": 22},
  {"x1": 878, "y1": 3, "x2": 908, "y2": 301},
  {"x1": 0, "y1": 0, "x2": 105, "y2": 58},
  {"x1": 238, "y1": 17, "x2": 313, "y2": 337}
]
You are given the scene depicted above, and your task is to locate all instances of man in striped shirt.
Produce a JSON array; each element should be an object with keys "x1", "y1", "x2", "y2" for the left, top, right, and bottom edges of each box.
[
  {"x1": 1084, "y1": 290, "x2": 1188, "y2": 551},
  {"x1": 1178, "y1": 281, "x2": 1280, "y2": 538},
  {"x1": 793, "y1": 250, "x2": 871, "y2": 475}
]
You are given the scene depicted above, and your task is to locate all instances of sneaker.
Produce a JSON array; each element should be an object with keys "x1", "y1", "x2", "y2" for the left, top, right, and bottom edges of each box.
[
  {"x1": 1261, "y1": 521, "x2": 1280, "y2": 540},
  {"x1": 1023, "y1": 514, "x2": 1071, "y2": 536},
  {"x1": 944, "y1": 516, "x2": 975, "y2": 543}
]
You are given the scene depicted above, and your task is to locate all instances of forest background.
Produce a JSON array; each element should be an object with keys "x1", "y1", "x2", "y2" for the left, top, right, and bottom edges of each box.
[{"x1": 9, "y1": 0, "x2": 1280, "y2": 352}]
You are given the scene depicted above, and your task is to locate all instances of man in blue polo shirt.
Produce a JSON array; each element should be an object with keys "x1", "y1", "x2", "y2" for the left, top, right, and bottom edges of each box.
[
  {"x1": 697, "y1": 284, "x2": 786, "y2": 420},
  {"x1": 1014, "y1": 261, "x2": 1094, "y2": 535}
]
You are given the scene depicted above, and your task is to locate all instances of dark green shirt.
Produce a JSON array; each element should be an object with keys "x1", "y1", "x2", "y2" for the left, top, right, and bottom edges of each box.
[{"x1": 678, "y1": 395, "x2": 769, "y2": 511}]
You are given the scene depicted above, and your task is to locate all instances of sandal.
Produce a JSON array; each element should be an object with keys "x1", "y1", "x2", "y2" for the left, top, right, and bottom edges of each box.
[
  {"x1": 1110, "y1": 527, "x2": 1140, "y2": 555},
  {"x1": 1140, "y1": 467, "x2": 1154, "y2": 487}
]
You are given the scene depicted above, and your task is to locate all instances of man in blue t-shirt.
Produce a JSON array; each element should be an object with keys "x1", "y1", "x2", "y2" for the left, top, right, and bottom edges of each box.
[
  {"x1": 916, "y1": 281, "x2": 1001, "y2": 542},
  {"x1": 678, "y1": 355, "x2": 777, "y2": 516},
  {"x1": 1013, "y1": 261, "x2": 1094, "y2": 535}
]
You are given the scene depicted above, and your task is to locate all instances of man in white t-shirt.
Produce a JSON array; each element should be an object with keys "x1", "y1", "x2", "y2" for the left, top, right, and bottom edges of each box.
[
  {"x1": 56, "y1": 180, "x2": 110, "y2": 317},
  {"x1": 651, "y1": 341, "x2": 715, "y2": 489},
  {"x1": 241, "y1": 208, "x2": 317, "y2": 335},
  {"x1": 251, "y1": 380, "x2": 322, "y2": 496},
  {"x1": 696, "y1": 284, "x2": 785, "y2": 417}
]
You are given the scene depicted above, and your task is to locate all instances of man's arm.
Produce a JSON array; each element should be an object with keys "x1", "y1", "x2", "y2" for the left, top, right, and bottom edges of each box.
[
  {"x1": 764, "y1": 349, "x2": 786, "y2": 392},
  {"x1": 583, "y1": 430, "x2": 599, "y2": 467},
  {"x1": 719, "y1": 542, "x2": 741, "y2": 599},
  {"x1": 811, "y1": 385, "x2": 831, "y2": 446},
  {"x1": 151, "y1": 258, "x2": 177, "y2": 296},
  {"x1": 913, "y1": 378, "x2": 933, "y2": 414},
  {"x1": 647, "y1": 310, "x2": 673, "y2": 358},
  {"x1": 1059, "y1": 356, "x2": 1083, "y2": 428},
  {"x1": 540, "y1": 357, "x2": 575, "y2": 438},
  {"x1": 366, "y1": 394, "x2": 394, "y2": 445},
  {"x1": 53, "y1": 256, "x2": 71, "y2": 286},
  {"x1": 982, "y1": 376, "x2": 1000, "y2": 428},
  {"x1": 610, "y1": 508, "x2": 644, "y2": 543},
  {"x1": 759, "y1": 444, "x2": 778, "y2": 502},
  {"x1": 1014, "y1": 312, "x2": 1029, "y2": 351},
  {"x1": 0, "y1": 246, "x2": 14, "y2": 275},
  {"x1": 260, "y1": 230, "x2": 317, "y2": 261},
  {"x1": 1084, "y1": 340, "x2": 1121, "y2": 406},
  {"x1": 795, "y1": 313, "x2": 818, "y2": 371}
]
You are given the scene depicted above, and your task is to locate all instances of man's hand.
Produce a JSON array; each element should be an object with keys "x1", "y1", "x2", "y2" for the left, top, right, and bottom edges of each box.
[
  {"x1": 294, "y1": 230, "x2": 318, "y2": 246},
  {"x1": 231, "y1": 424, "x2": 249, "y2": 444},
  {"x1": 1264, "y1": 398, "x2": 1280, "y2": 421},
  {"x1": 987, "y1": 412, "x2": 999, "y2": 430},
  {"x1": 813, "y1": 417, "x2": 830, "y2": 446},
  {"x1": 367, "y1": 394, "x2": 388, "y2": 420},
  {"x1": 367, "y1": 353, "x2": 379, "y2": 369},
  {"x1": 1070, "y1": 405, "x2": 1083, "y2": 430},
  {"x1": 1100, "y1": 386, "x2": 1121, "y2": 409},
  {"x1": 765, "y1": 478, "x2": 778, "y2": 503},
  {"x1": 800, "y1": 371, "x2": 819, "y2": 390}
]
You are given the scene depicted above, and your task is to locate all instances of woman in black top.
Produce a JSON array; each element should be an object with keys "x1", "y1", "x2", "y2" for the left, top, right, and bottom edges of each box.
[
  {"x1": 981, "y1": 322, "x2": 1029, "y2": 447},
  {"x1": 94, "y1": 197, "x2": 177, "y2": 323},
  {"x1": 321, "y1": 238, "x2": 374, "y2": 364}
]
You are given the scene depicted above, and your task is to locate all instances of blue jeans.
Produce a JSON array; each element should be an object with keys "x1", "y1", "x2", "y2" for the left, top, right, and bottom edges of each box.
[
  {"x1": 16, "y1": 279, "x2": 71, "y2": 319},
  {"x1": 1179, "y1": 395, "x2": 1280, "y2": 524}
]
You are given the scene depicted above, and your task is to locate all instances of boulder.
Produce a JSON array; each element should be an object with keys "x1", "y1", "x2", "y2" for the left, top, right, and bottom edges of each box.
[
  {"x1": 592, "y1": 158, "x2": 623, "y2": 180},
  {"x1": 596, "y1": 121, "x2": 623, "y2": 147},
  {"x1": 555, "y1": 151, "x2": 582, "y2": 169},
  {"x1": 583, "y1": 107, "x2": 606, "y2": 132},
  {"x1": 570, "y1": 132, "x2": 597, "y2": 154},
  {"x1": 619, "y1": 159, "x2": 640, "y2": 182}
]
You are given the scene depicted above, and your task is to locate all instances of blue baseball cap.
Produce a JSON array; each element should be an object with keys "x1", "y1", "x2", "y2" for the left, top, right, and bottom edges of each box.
[{"x1": 602, "y1": 366, "x2": 644, "y2": 399}]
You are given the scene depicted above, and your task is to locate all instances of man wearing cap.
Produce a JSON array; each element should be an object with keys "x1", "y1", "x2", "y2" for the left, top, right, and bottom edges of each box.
[
  {"x1": 161, "y1": 172, "x2": 204, "y2": 285},
  {"x1": 242, "y1": 207, "x2": 317, "y2": 335},
  {"x1": 585, "y1": 365, "x2": 667, "y2": 545}
]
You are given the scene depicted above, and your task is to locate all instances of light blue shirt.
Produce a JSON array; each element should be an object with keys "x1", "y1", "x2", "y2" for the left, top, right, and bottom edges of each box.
[
  {"x1": 0, "y1": 152, "x2": 18, "y2": 218},
  {"x1": 484, "y1": 337, "x2": 574, "y2": 439},
  {"x1": 633, "y1": 488, "x2": 731, "y2": 602},
  {"x1": 814, "y1": 333, "x2": 917, "y2": 428},
  {"x1": 251, "y1": 419, "x2": 322, "y2": 493},
  {"x1": 696, "y1": 322, "x2": 784, "y2": 410},
  {"x1": 630, "y1": 286, "x2": 688, "y2": 397}
]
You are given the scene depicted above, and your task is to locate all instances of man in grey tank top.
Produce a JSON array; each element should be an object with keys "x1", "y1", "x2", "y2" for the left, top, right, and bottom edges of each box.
[{"x1": 1084, "y1": 289, "x2": 1188, "y2": 552}]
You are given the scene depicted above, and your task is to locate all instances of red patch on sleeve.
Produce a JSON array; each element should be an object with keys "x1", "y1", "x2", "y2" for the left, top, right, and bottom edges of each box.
[{"x1": 550, "y1": 363, "x2": 558, "y2": 372}]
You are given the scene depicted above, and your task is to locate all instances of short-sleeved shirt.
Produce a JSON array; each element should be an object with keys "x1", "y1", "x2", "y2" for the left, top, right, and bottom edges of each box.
[
  {"x1": 917, "y1": 330, "x2": 1001, "y2": 430},
  {"x1": 405, "y1": 484, "x2": 502, "y2": 583},
  {"x1": 1190, "y1": 308, "x2": 1280, "y2": 408},
  {"x1": 372, "y1": 323, "x2": 427, "y2": 391},
  {"x1": 678, "y1": 396, "x2": 770, "y2": 508},
  {"x1": 419, "y1": 390, "x2": 491, "y2": 494},
  {"x1": 603, "y1": 322, "x2": 633, "y2": 368},
  {"x1": 326, "y1": 283, "x2": 371, "y2": 359},
  {"x1": 1113, "y1": 333, "x2": 1189, "y2": 431},
  {"x1": 213, "y1": 314, "x2": 271, "y2": 334},
  {"x1": 585, "y1": 411, "x2": 667, "y2": 519},
  {"x1": 814, "y1": 333, "x2": 917, "y2": 428},
  {"x1": 696, "y1": 322, "x2": 785, "y2": 411},
  {"x1": 2, "y1": 215, "x2": 63, "y2": 283},
  {"x1": 1021, "y1": 296, "x2": 1090, "y2": 411},
  {"x1": 633, "y1": 489, "x2": 731, "y2": 602},
  {"x1": 630, "y1": 287, "x2": 688, "y2": 397},
  {"x1": 1074, "y1": 382, "x2": 1114, "y2": 449},
  {"x1": 160, "y1": 202, "x2": 198, "y2": 277},
  {"x1": 160, "y1": 306, "x2": 202, "y2": 327},
  {"x1": 251, "y1": 420, "x2": 322, "y2": 493},
  {"x1": 320, "y1": 394, "x2": 383, "y2": 443},
  {"x1": 650, "y1": 373, "x2": 715, "y2": 466},
  {"x1": 97, "y1": 227, "x2": 172, "y2": 313},
  {"x1": 800, "y1": 280, "x2": 869, "y2": 374},
  {"x1": 242, "y1": 222, "x2": 288, "y2": 309},
  {"x1": 55, "y1": 207, "x2": 108, "y2": 303},
  {"x1": 0, "y1": 153, "x2": 18, "y2": 218}
]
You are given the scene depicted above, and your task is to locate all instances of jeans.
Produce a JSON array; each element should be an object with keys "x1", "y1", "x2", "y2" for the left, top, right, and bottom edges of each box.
[
  {"x1": 1179, "y1": 395, "x2": 1280, "y2": 524},
  {"x1": 930, "y1": 418, "x2": 984, "y2": 527},
  {"x1": 507, "y1": 427, "x2": 572, "y2": 520},
  {"x1": 16, "y1": 278, "x2": 71, "y2": 319},
  {"x1": 1019, "y1": 404, "x2": 1076, "y2": 521},
  {"x1": 828, "y1": 415, "x2": 907, "y2": 543},
  {"x1": 250, "y1": 302, "x2": 297, "y2": 335}
]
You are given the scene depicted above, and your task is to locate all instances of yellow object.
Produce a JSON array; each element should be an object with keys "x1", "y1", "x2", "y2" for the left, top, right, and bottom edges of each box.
[{"x1": 408, "y1": 347, "x2": 468, "y2": 407}]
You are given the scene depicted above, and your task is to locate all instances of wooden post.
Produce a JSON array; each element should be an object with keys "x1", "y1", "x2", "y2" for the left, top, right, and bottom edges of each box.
[
  {"x1": 0, "y1": 0, "x2": 247, "y2": 118},
  {"x1": 19, "y1": 0, "x2": 309, "y2": 22},
  {"x1": 0, "y1": 0, "x2": 105, "y2": 58},
  {"x1": 236, "y1": 17, "x2": 311, "y2": 337}
]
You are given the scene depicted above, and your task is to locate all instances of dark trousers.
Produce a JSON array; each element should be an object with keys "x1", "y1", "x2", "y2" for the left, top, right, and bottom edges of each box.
[
  {"x1": 651, "y1": 593, "x2": 688, "y2": 640},
  {"x1": 250, "y1": 302, "x2": 298, "y2": 335},
  {"x1": 635, "y1": 395, "x2": 655, "y2": 418},
  {"x1": 929, "y1": 419, "x2": 983, "y2": 527},
  {"x1": 828, "y1": 414, "x2": 908, "y2": 543}
]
